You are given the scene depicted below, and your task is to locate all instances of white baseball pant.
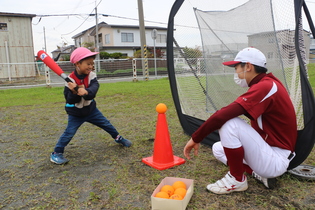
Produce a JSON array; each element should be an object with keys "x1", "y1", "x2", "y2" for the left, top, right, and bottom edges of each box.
[{"x1": 212, "y1": 117, "x2": 294, "y2": 178}]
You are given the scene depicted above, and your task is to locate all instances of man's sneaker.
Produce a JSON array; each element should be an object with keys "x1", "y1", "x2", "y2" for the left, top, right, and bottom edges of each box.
[
  {"x1": 50, "y1": 152, "x2": 69, "y2": 164},
  {"x1": 206, "y1": 171, "x2": 248, "y2": 194},
  {"x1": 252, "y1": 171, "x2": 276, "y2": 189},
  {"x1": 115, "y1": 135, "x2": 132, "y2": 147}
]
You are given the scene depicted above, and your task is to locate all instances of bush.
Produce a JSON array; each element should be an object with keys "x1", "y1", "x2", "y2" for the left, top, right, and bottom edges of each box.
[
  {"x1": 100, "y1": 52, "x2": 124, "y2": 59},
  {"x1": 100, "y1": 52, "x2": 111, "y2": 59},
  {"x1": 61, "y1": 54, "x2": 70, "y2": 61},
  {"x1": 110, "y1": 52, "x2": 123, "y2": 59}
]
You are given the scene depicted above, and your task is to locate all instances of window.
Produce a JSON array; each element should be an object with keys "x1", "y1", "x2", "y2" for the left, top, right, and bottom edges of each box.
[
  {"x1": 156, "y1": 34, "x2": 166, "y2": 43},
  {"x1": 105, "y1": 34, "x2": 110, "y2": 44},
  {"x1": 75, "y1": 38, "x2": 82, "y2": 47},
  {"x1": 121, "y1": 32, "x2": 134, "y2": 42},
  {"x1": 97, "y1": 33, "x2": 102, "y2": 44},
  {"x1": 0, "y1": 23, "x2": 8, "y2": 31}
]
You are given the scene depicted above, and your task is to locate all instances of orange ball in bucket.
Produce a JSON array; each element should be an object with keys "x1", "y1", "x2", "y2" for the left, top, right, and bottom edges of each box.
[{"x1": 156, "y1": 103, "x2": 167, "y2": 114}]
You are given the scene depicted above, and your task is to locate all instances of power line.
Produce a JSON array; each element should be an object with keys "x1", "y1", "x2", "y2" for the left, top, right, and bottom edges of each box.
[
  {"x1": 60, "y1": 0, "x2": 102, "y2": 36},
  {"x1": 35, "y1": 13, "x2": 168, "y2": 26},
  {"x1": 34, "y1": 12, "x2": 198, "y2": 34},
  {"x1": 60, "y1": 14, "x2": 92, "y2": 36}
]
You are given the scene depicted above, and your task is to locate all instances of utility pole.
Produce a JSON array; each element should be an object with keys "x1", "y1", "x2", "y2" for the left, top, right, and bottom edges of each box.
[
  {"x1": 137, "y1": 0, "x2": 149, "y2": 80},
  {"x1": 95, "y1": 5, "x2": 101, "y2": 72},
  {"x1": 152, "y1": 29, "x2": 157, "y2": 79},
  {"x1": 43, "y1": 26, "x2": 47, "y2": 52}
]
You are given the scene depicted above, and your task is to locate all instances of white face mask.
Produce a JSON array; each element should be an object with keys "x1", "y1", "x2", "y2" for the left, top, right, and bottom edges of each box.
[{"x1": 234, "y1": 71, "x2": 248, "y2": 88}]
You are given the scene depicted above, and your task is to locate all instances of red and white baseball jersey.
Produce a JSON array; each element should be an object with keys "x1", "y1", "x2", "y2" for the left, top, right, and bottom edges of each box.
[{"x1": 235, "y1": 73, "x2": 297, "y2": 151}]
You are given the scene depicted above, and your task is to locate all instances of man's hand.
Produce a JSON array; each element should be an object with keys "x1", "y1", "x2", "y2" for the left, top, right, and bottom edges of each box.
[{"x1": 183, "y1": 138, "x2": 200, "y2": 160}]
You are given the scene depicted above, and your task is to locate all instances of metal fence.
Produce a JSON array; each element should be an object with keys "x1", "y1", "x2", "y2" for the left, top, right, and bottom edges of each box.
[
  {"x1": 1, "y1": 57, "x2": 313, "y2": 89},
  {"x1": 0, "y1": 58, "x2": 168, "y2": 89}
]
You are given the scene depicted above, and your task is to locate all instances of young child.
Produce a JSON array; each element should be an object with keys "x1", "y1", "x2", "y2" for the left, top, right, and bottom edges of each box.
[{"x1": 50, "y1": 47, "x2": 132, "y2": 164}]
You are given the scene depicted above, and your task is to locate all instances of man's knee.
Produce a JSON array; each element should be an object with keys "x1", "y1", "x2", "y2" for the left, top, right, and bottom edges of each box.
[
  {"x1": 212, "y1": 142, "x2": 227, "y2": 165},
  {"x1": 220, "y1": 117, "x2": 244, "y2": 132}
]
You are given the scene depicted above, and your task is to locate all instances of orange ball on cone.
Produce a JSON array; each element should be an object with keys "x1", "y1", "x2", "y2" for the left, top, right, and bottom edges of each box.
[{"x1": 156, "y1": 103, "x2": 167, "y2": 114}]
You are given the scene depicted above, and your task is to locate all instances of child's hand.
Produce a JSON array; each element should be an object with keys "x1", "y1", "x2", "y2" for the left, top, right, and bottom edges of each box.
[
  {"x1": 68, "y1": 82, "x2": 77, "y2": 90},
  {"x1": 68, "y1": 82, "x2": 78, "y2": 94},
  {"x1": 77, "y1": 87, "x2": 88, "y2": 96}
]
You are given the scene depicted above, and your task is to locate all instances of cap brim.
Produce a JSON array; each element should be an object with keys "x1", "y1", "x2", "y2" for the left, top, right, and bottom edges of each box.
[
  {"x1": 222, "y1": 61, "x2": 241, "y2": 67},
  {"x1": 87, "y1": 52, "x2": 99, "y2": 57}
]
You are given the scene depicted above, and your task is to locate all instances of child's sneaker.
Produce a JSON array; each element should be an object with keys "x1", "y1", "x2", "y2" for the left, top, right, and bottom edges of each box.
[
  {"x1": 206, "y1": 171, "x2": 248, "y2": 194},
  {"x1": 252, "y1": 171, "x2": 276, "y2": 189},
  {"x1": 115, "y1": 135, "x2": 132, "y2": 147},
  {"x1": 50, "y1": 152, "x2": 69, "y2": 164}
]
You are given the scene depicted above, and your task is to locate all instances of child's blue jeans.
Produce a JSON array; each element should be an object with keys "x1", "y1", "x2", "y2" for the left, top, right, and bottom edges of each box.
[{"x1": 54, "y1": 107, "x2": 119, "y2": 153}]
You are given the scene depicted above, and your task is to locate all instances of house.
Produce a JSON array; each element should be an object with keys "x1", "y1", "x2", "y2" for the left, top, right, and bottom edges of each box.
[
  {"x1": 248, "y1": 29, "x2": 311, "y2": 69},
  {"x1": 51, "y1": 45, "x2": 76, "y2": 61},
  {"x1": 71, "y1": 22, "x2": 168, "y2": 57},
  {"x1": 212, "y1": 30, "x2": 311, "y2": 65},
  {"x1": 0, "y1": 12, "x2": 36, "y2": 81}
]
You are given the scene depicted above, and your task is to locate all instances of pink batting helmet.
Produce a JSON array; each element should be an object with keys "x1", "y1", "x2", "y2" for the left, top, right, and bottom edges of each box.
[{"x1": 70, "y1": 47, "x2": 99, "y2": 64}]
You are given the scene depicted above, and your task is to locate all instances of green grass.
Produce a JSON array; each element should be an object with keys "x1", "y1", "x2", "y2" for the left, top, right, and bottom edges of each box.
[
  {"x1": 0, "y1": 78, "x2": 170, "y2": 107},
  {"x1": 0, "y1": 87, "x2": 63, "y2": 107},
  {"x1": 308, "y1": 63, "x2": 315, "y2": 90},
  {"x1": 0, "y1": 76, "x2": 315, "y2": 209}
]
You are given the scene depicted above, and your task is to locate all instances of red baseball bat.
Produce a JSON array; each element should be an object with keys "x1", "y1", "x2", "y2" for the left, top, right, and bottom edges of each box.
[{"x1": 37, "y1": 50, "x2": 72, "y2": 83}]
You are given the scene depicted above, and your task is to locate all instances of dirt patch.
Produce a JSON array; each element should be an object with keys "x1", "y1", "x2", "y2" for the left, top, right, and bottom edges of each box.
[{"x1": 1, "y1": 84, "x2": 315, "y2": 209}]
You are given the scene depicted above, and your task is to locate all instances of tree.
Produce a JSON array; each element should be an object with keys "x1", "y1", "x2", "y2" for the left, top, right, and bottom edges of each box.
[
  {"x1": 133, "y1": 48, "x2": 165, "y2": 58},
  {"x1": 147, "y1": 47, "x2": 165, "y2": 58},
  {"x1": 182, "y1": 46, "x2": 202, "y2": 58},
  {"x1": 61, "y1": 54, "x2": 70, "y2": 61},
  {"x1": 154, "y1": 49, "x2": 165, "y2": 58},
  {"x1": 82, "y1": 42, "x2": 95, "y2": 51},
  {"x1": 133, "y1": 49, "x2": 143, "y2": 58},
  {"x1": 56, "y1": 41, "x2": 68, "y2": 50}
]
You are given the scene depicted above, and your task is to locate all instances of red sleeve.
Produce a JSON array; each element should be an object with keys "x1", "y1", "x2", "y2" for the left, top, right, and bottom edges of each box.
[{"x1": 191, "y1": 102, "x2": 247, "y2": 143}]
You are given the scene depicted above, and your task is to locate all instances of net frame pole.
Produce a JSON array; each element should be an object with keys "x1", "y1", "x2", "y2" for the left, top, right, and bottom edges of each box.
[
  {"x1": 167, "y1": 0, "x2": 220, "y2": 145},
  {"x1": 167, "y1": 0, "x2": 194, "y2": 134},
  {"x1": 288, "y1": 0, "x2": 315, "y2": 169}
]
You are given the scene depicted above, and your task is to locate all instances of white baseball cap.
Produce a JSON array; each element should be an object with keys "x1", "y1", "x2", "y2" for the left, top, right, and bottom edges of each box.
[{"x1": 222, "y1": 47, "x2": 266, "y2": 68}]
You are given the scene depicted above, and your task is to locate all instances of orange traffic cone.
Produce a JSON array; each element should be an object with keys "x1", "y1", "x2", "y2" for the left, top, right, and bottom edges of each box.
[{"x1": 142, "y1": 103, "x2": 186, "y2": 170}]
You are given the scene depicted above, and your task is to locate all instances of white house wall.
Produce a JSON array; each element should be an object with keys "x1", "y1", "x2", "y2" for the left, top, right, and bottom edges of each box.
[
  {"x1": 73, "y1": 24, "x2": 167, "y2": 57},
  {"x1": 110, "y1": 28, "x2": 166, "y2": 47}
]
